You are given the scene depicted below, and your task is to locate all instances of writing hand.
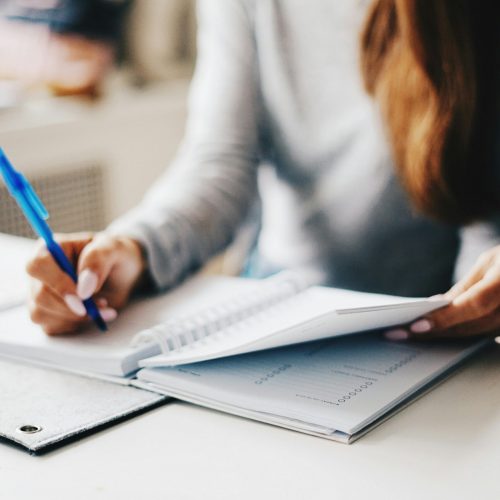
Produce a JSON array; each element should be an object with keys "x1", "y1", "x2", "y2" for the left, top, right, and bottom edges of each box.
[{"x1": 26, "y1": 232, "x2": 147, "y2": 335}]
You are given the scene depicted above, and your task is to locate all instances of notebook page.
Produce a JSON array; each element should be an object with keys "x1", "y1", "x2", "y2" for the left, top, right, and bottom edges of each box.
[
  {"x1": 140, "y1": 287, "x2": 448, "y2": 367},
  {"x1": 138, "y1": 335, "x2": 483, "y2": 434},
  {"x1": 0, "y1": 275, "x2": 257, "y2": 375},
  {"x1": 133, "y1": 380, "x2": 351, "y2": 441}
]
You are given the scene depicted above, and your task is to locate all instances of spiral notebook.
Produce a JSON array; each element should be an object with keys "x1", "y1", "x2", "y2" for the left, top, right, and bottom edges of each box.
[
  {"x1": 135, "y1": 272, "x2": 449, "y2": 368},
  {"x1": 0, "y1": 272, "x2": 448, "y2": 379},
  {"x1": 0, "y1": 268, "x2": 487, "y2": 444}
]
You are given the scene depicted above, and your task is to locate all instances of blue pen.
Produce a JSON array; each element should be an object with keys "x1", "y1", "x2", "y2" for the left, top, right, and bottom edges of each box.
[{"x1": 0, "y1": 148, "x2": 107, "y2": 331}]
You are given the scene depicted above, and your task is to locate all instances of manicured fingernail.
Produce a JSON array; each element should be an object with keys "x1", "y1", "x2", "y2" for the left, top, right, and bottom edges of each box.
[
  {"x1": 410, "y1": 319, "x2": 433, "y2": 333},
  {"x1": 77, "y1": 270, "x2": 98, "y2": 300},
  {"x1": 99, "y1": 307, "x2": 117, "y2": 322},
  {"x1": 64, "y1": 294, "x2": 86, "y2": 317},
  {"x1": 384, "y1": 329, "x2": 409, "y2": 341}
]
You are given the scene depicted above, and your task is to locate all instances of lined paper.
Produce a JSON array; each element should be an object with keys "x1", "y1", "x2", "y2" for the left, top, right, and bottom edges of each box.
[{"x1": 138, "y1": 334, "x2": 482, "y2": 434}]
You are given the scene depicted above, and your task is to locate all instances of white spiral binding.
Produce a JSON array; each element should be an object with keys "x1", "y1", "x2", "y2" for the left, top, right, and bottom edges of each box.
[{"x1": 131, "y1": 271, "x2": 311, "y2": 354}]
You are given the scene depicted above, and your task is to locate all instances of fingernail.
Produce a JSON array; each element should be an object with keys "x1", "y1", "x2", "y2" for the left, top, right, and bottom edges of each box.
[
  {"x1": 77, "y1": 270, "x2": 98, "y2": 300},
  {"x1": 384, "y1": 329, "x2": 409, "y2": 341},
  {"x1": 99, "y1": 307, "x2": 117, "y2": 322},
  {"x1": 410, "y1": 319, "x2": 433, "y2": 333},
  {"x1": 64, "y1": 294, "x2": 87, "y2": 317}
]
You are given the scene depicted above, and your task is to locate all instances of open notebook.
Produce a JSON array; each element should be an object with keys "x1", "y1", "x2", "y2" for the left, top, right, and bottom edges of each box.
[
  {"x1": 0, "y1": 275, "x2": 249, "y2": 380},
  {"x1": 135, "y1": 273, "x2": 448, "y2": 368},
  {"x1": 0, "y1": 269, "x2": 487, "y2": 443},
  {"x1": 0, "y1": 271, "x2": 448, "y2": 379},
  {"x1": 135, "y1": 335, "x2": 486, "y2": 443}
]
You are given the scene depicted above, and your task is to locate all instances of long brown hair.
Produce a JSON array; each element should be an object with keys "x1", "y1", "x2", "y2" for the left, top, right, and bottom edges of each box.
[{"x1": 360, "y1": 0, "x2": 499, "y2": 223}]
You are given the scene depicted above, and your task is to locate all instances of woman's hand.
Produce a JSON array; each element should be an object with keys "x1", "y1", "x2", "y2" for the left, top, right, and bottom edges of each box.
[
  {"x1": 385, "y1": 245, "x2": 500, "y2": 341},
  {"x1": 26, "y1": 232, "x2": 147, "y2": 335}
]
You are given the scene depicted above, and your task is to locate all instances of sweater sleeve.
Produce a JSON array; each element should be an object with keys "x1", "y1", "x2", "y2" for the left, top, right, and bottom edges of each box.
[{"x1": 108, "y1": 0, "x2": 260, "y2": 289}]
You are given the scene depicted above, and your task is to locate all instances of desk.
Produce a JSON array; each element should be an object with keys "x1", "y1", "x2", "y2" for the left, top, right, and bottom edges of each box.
[
  {"x1": 0, "y1": 234, "x2": 34, "y2": 309},
  {"x1": 1, "y1": 235, "x2": 499, "y2": 500}
]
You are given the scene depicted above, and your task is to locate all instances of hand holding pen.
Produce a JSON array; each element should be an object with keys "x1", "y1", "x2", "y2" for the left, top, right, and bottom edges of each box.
[
  {"x1": 26, "y1": 232, "x2": 147, "y2": 335},
  {"x1": 0, "y1": 149, "x2": 146, "y2": 335}
]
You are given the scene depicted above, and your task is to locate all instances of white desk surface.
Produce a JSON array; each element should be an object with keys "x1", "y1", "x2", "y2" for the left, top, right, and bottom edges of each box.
[
  {"x1": 0, "y1": 233, "x2": 34, "y2": 309},
  {"x1": 1, "y1": 234, "x2": 499, "y2": 500}
]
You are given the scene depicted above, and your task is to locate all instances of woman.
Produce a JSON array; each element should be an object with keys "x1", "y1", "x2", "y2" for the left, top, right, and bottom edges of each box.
[{"x1": 26, "y1": 0, "x2": 500, "y2": 341}]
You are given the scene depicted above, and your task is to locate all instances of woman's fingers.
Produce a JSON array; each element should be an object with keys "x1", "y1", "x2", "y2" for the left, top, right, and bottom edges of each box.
[
  {"x1": 26, "y1": 244, "x2": 78, "y2": 299},
  {"x1": 444, "y1": 256, "x2": 488, "y2": 300},
  {"x1": 77, "y1": 234, "x2": 146, "y2": 309},
  {"x1": 30, "y1": 307, "x2": 83, "y2": 336},
  {"x1": 384, "y1": 248, "x2": 500, "y2": 343},
  {"x1": 29, "y1": 282, "x2": 117, "y2": 335},
  {"x1": 26, "y1": 232, "x2": 109, "y2": 321},
  {"x1": 386, "y1": 273, "x2": 500, "y2": 341},
  {"x1": 76, "y1": 235, "x2": 117, "y2": 299},
  {"x1": 444, "y1": 308, "x2": 500, "y2": 338},
  {"x1": 27, "y1": 239, "x2": 90, "y2": 317},
  {"x1": 28, "y1": 283, "x2": 89, "y2": 335},
  {"x1": 30, "y1": 281, "x2": 82, "y2": 319},
  {"x1": 406, "y1": 308, "x2": 500, "y2": 340},
  {"x1": 429, "y1": 267, "x2": 500, "y2": 331},
  {"x1": 26, "y1": 233, "x2": 95, "y2": 303}
]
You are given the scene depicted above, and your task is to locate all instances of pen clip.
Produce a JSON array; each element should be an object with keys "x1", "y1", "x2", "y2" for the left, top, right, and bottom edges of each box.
[
  {"x1": 0, "y1": 148, "x2": 49, "y2": 220},
  {"x1": 20, "y1": 174, "x2": 49, "y2": 220}
]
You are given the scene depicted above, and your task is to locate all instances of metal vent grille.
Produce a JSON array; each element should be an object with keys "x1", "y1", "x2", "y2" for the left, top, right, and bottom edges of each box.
[{"x1": 0, "y1": 164, "x2": 106, "y2": 238}]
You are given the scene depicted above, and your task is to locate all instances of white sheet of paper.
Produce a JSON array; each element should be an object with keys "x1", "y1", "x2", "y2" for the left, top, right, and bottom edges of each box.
[
  {"x1": 137, "y1": 335, "x2": 483, "y2": 435},
  {"x1": 140, "y1": 287, "x2": 448, "y2": 367}
]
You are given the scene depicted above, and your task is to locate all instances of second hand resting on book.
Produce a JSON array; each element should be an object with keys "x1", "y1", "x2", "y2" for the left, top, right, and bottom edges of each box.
[{"x1": 25, "y1": 232, "x2": 500, "y2": 342}]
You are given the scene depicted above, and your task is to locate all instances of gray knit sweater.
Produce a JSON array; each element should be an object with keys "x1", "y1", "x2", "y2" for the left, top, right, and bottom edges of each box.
[{"x1": 109, "y1": 0, "x2": 500, "y2": 297}]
